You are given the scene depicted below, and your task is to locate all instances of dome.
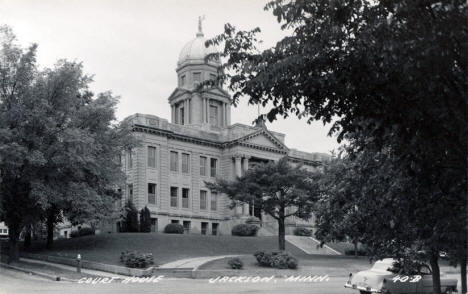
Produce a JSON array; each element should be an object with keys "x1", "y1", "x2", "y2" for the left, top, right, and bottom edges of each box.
[{"x1": 177, "y1": 32, "x2": 220, "y2": 67}]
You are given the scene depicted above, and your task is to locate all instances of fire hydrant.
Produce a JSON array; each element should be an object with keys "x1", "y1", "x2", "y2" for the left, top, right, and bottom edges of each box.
[{"x1": 76, "y1": 254, "x2": 81, "y2": 273}]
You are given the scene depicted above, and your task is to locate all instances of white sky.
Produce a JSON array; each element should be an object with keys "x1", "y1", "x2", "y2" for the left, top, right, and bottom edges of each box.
[{"x1": 0, "y1": 0, "x2": 341, "y2": 154}]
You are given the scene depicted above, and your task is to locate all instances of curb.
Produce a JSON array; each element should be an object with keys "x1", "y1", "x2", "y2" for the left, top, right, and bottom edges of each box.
[{"x1": 0, "y1": 261, "x2": 75, "y2": 282}]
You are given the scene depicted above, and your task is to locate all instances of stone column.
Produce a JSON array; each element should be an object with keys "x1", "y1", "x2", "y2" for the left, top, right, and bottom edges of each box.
[
  {"x1": 184, "y1": 100, "x2": 189, "y2": 124},
  {"x1": 206, "y1": 98, "x2": 210, "y2": 124},
  {"x1": 234, "y1": 155, "x2": 243, "y2": 215},
  {"x1": 171, "y1": 106, "x2": 175, "y2": 123},
  {"x1": 226, "y1": 102, "x2": 231, "y2": 125},
  {"x1": 242, "y1": 156, "x2": 250, "y2": 215}
]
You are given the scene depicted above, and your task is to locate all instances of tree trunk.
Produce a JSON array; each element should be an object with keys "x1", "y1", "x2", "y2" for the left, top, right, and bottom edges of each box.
[
  {"x1": 278, "y1": 205, "x2": 286, "y2": 251},
  {"x1": 46, "y1": 213, "x2": 54, "y2": 249},
  {"x1": 429, "y1": 252, "x2": 442, "y2": 294},
  {"x1": 7, "y1": 225, "x2": 20, "y2": 263},
  {"x1": 23, "y1": 224, "x2": 31, "y2": 249},
  {"x1": 461, "y1": 236, "x2": 467, "y2": 294},
  {"x1": 278, "y1": 217, "x2": 285, "y2": 250}
]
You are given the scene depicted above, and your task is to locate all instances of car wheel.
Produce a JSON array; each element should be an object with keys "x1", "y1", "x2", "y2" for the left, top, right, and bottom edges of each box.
[
  {"x1": 359, "y1": 291, "x2": 371, "y2": 294},
  {"x1": 444, "y1": 289, "x2": 453, "y2": 294}
]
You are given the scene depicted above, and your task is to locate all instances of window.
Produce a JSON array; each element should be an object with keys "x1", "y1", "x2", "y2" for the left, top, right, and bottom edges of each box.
[
  {"x1": 182, "y1": 188, "x2": 190, "y2": 208},
  {"x1": 171, "y1": 219, "x2": 179, "y2": 224},
  {"x1": 210, "y1": 158, "x2": 217, "y2": 177},
  {"x1": 210, "y1": 73, "x2": 216, "y2": 81},
  {"x1": 193, "y1": 72, "x2": 201, "y2": 83},
  {"x1": 201, "y1": 222, "x2": 208, "y2": 235},
  {"x1": 199, "y1": 156, "x2": 207, "y2": 176},
  {"x1": 211, "y1": 192, "x2": 217, "y2": 211},
  {"x1": 212, "y1": 223, "x2": 218, "y2": 235},
  {"x1": 148, "y1": 146, "x2": 156, "y2": 168},
  {"x1": 182, "y1": 153, "x2": 190, "y2": 173},
  {"x1": 127, "y1": 149, "x2": 133, "y2": 169},
  {"x1": 170, "y1": 187, "x2": 178, "y2": 207},
  {"x1": 180, "y1": 107, "x2": 185, "y2": 125},
  {"x1": 200, "y1": 190, "x2": 207, "y2": 210},
  {"x1": 170, "y1": 151, "x2": 178, "y2": 172},
  {"x1": 127, "y1": 184, "x2": 133, "y2": 203},
  {"x1": 180, "y1": 75, "x2": 186, "y2": 86},
  {"x1": 148, "y1": 183, "x2": 156, "y2": 204},
  {"x1": 183, "y1": 221, "x2": 191, "y2": 233},
  {"x1": 209, "y1": 105, "x2": 218, "y2": 126}
]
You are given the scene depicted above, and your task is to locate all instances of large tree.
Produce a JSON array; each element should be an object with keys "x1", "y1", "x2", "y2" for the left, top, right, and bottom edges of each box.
[
  {"x1": 207, "y1": 157, "x2": 321, "y2": 250},
  {"x1": 0, "y1": 26, "x2": 136, "y2": 259},
  {"x1": 208, "y1": 1, "x2": 467, "y2": 293}
]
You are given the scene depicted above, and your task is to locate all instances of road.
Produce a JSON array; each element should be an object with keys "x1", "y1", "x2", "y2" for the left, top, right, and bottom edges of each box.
[{"x1": 0, "y1": 267, "x2": 464, "y2": 294}]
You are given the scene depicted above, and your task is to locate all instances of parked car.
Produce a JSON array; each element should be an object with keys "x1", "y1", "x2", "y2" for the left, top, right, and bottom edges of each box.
[{"x1": 344, "y1": 258, "x2": 458, "y2": 294}]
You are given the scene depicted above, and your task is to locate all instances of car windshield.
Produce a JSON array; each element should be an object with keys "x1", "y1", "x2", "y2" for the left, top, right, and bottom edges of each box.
[{"x1": 372, "y1": 260, "x2": 395, "y2": 271}]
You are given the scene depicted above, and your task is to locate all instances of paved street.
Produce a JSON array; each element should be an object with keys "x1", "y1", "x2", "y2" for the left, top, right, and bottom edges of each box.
[{"x1": 0, "y1": 267, "x2": 351, "y2": 294}]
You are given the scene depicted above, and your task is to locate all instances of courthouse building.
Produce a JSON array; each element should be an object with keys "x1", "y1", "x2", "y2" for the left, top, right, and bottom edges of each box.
[{"x1": 119, "y1": 24, "x2": 329, "y2": 235}]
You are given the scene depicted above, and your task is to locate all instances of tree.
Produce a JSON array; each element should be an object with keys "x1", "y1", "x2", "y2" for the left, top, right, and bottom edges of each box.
[
  {"x1": 139, "y1": 206, "x2": 151, "y2": 233},
  {"x1": 208, "y1": 1, "x2": 467, "y2": 293},
  {"x1": 122, "y1": 200, "x2": 139, "y2": 233},
  {"x1": 0, "y1": 26, "x2": 137, "y2": 259},
  {"x1": 206, "y1": 157, "x2": 320, "y2": 250}
]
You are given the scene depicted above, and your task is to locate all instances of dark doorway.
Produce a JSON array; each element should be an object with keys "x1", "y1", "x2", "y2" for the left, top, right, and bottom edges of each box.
[{"x1": 151, "y1": 218, "x2": 158, "y2": 232}]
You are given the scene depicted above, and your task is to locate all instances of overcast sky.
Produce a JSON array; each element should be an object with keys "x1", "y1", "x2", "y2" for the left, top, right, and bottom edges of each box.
[{"x1": 0, "y1": 0, "x2": 341, "y2": 154}]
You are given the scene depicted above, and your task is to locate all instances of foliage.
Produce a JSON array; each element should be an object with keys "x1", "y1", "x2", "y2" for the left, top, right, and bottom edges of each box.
[
  {"x1": 227, "y1": 257, "x2": 243, "y2": 269},
  {"x1": 253, "y1": 251, "x2": 298, "y2": 269},
  {"x1": 293, "y1": 227, "x2": 312, "y2": 237},
  {"x1": 122, "y1": 201, "x2": 139, "y2": 233},
  {"x1": 0, "y1": 26, "x2": 138, "y2": 258},
  {"x1": 244, "y1": 216, "x2": 261, "y2": 224},
  {"x1": 231, "y1": 224, "x2": 259, "y2": 237},
  {"x1": 207, "y1": 1, "x2": 467, "y2": 293},
  {"x1": 139, "y1": 207, "x2": 151, "y2": 233},
  {"x1": 70, "y1": 227, "x2": 95, "y2": 238},
  {"x1": 207, "y1": 157, "x2": 321, "y2": 250},
  {"x1": 163, "y1": 223, "x2": 184, "y2": 234},
  {"x1": 119, "y1": 250, "x2": 154, "y2": 268}
]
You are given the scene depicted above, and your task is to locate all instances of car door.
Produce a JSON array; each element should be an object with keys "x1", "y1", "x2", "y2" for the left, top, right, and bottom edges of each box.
[{"x1": 416, "y1": 265, "x2": 433, "y2": 294}]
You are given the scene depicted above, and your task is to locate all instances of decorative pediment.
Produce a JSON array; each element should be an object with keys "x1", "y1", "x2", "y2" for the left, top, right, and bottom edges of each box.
[
  {"x1": 168, "y1": 88, "x2": 191, "y2": 102},
  {"x1": 204, "y1": 86, "x2": 230, "y2": 99},
  {"x1": 227, "y1": 128, "x2": 289, "y2": 153}
]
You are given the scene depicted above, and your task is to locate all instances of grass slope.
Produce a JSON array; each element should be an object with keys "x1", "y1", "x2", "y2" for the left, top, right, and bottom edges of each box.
[{"x1": 25, "y1": 233, "x2": 308, "y2": 266}]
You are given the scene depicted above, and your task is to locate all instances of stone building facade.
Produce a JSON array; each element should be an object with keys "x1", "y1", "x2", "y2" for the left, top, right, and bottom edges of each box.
[{"x1": 120, "y1": 24, "x2": 329, "y2": 235}]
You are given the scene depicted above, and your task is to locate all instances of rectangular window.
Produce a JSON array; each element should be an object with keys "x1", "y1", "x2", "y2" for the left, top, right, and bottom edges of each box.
[
  {"x1": 170, "y1": 151, "x2": 178, "y2": 172},
  {"x1": 193, "y1": 72, "x2": 201, "y2": 82},
  {"x1": 212, "y1": 223, "x2": 218, "y2": 235},
  {"x1": 211, "y1": 192, "x2": 217, "y2": 211},
  {"x1": 209, "y1": 105, "x2": 218, "y2": 126},
  {"x1": 171, "y1": 219, "x2": 179, "y2": 224},
  {"x1": 148, "y1": 183, "x2": 156, "y2": 204},
  {"x1": 180, "y1": 75, "x2": 186, "y2": 86},
  {"x1": 200, "y1": 190, "x2": 207, "y2": 210},
  {"x1": 170, "y1": 187, "x2": 178, "y2": 207},
  {"x1": 127, "y1": 149, "x2": 133, "y2": 169},
  {"x1": 183, "y1": 221, "x2": 191, "y2": 233},
  {"x1": 210, "y1": 158, "x2": 217, "y2": 177},
  {"x1": 127, "y1": 184, "x2": 133, "y2": 203},
  {"x1": 201, "y1": 222, "x2": 208, "y2": 235},
  {"x1": 180, "y1": 107, "x2": 185, "y2": 125},
  {"x1": 200, "y1": 156, "x2": 207, "y2": 176},
  {"x1": 182, "y1": 153, "x2": 190, "y2": 173},
  {"x1": 182, "y1": 188, "x2": 190, "y2": 208},
  {"x1": 148, "y1": 146, "x2": 156, "y2": 168}
]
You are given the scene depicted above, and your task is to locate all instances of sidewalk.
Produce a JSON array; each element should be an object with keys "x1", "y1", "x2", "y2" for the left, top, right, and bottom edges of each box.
[{"x1": 159, "y1": 255, "x2": 241, "y2": 270}]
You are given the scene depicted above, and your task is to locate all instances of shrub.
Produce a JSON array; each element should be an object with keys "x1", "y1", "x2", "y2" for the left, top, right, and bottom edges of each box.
[
  {"x1": 123, "y1": 200, "x2": 139, "y2": 232},
  {"x1": 78, "y1": 227, "x2": 95, "y2": 236},
  {"x1": 345, "y1": 249, "x2": 367, "y2": 256},
  {"x1": 227, "y1": 257, "x2": 243, "y2": 269},
  {"x1": 164, "y1": 223, "x2": 184, "y2": 234},
  {"x1": 120, "y1": 250, "x2": 154, "y2": 268},
  {"x1": 253, "y1": 251, "x2": 298, "y2": 269},
  {"x1": 231, "y1": 224, "x2": 259, "y2": 236},
  {"x1": 293, "y1": 227, "x2": 312, "y2": 237},
  {"x1": 139, "y1": 207, "x2": 151, "y2": 233},
  {"x1": 70, "y1": 230, "x2": 79, "y2": 238}
]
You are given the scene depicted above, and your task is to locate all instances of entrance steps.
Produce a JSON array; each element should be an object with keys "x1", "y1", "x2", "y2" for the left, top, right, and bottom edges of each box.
[{"x1": 285, "y1": 236, "x2": 342, "y2": 255}]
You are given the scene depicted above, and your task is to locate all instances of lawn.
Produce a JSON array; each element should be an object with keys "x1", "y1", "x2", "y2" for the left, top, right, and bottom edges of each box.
[{"x1": 24, "y1": 233, "x2": 309, "y2": 266}]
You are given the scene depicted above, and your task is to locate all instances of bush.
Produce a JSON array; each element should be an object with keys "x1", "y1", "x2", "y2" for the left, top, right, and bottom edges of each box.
[
  {"x1": 120, "y1": 250, "x2": 154, "y2": 268},
  {"x1": 345, "y1": 249, "x2": 367, "y2": 256},
  {"x1": 164, "y1": 223, "x2": 184, "y2": 234},
  {"x1": 293, "y1": 227, "x2": 312, "y2": 237},
  {"x1": 231, "y1": 224, "x2": 259, "y2": 236},
  {"x1": 139, "y1": 207, "x2": 151, "y2": 233},
  {"x1": 227, "y1": 257, "x2": 243, "y2": 269},
  {"x1": 123, "y1": 200, "x2": 139, "y2": 232},
  {"x1": 253, "y1": 251, "x2": 298, "y2": 269},
  {"x1": 70, "y1": 227, "x2": 95, "y2": 238}
]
